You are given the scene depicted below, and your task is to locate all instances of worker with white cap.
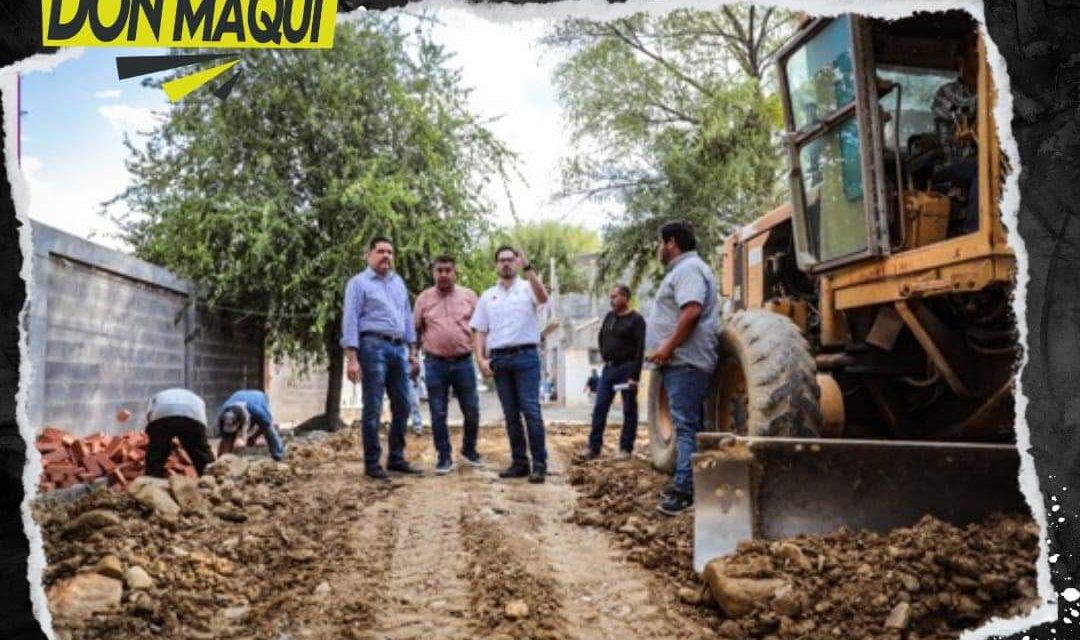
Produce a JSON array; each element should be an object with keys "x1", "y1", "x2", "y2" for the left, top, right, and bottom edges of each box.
[{"x1": 144, "y1": 387, "x2": 215, "y2": 477}]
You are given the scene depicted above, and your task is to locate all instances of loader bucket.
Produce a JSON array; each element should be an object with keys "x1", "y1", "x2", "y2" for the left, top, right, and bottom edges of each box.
[{"x1": 691, "y1": 433, "x2": 1029, "y2": 573}]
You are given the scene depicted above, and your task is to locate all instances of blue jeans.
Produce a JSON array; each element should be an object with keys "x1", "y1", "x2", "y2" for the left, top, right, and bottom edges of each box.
[
  {"x1": 425, "y1": 355, "x2": 481, "y2": 460},
  {"x1": 661, "y1": 365, "x2": 713, "y2": 494},
  {"x1": 491, "y1": 348, "x2": 547, "y2": 471},
  {"x1": 587, "y1": 362, "x2": 639, "y2": 453},
  {"x1": 257, "y1": 423, "x2": 286, "y2": 461},
  {"x1": 359, "y1": 336, "x2": 411, "y2": 469}
]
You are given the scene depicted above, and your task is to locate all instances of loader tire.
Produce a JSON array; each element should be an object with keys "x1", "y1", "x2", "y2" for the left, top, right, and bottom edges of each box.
[
  {"x1": 647, "y1": 373, "x2": 678, "y2": 473},
  {"x1": 713, "y1": 310, "x2": 821, "y2": 437}
]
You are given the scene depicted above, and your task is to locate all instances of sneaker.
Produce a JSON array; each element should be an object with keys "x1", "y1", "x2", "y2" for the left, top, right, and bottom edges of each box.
[
  {"x1": 461, "y1": 451, "x2": 485, "y2": 467},
  {"x1": 387, "y1": 460, "x2": 424, "y2": 476},
  {"x1": 498, "y1": 464, "x2": 530, "y2": 479},
  {"x1": 365, "y1": 466, "x2": 389, "y2": 481},
  {"x1": 658, "y1": 484, "x2": 677, "y2": 500},
  {"x1": 528, "y1": 470, "x2": 546, "y2": 484},
  {"x1": 615, "y1": 449, "x2": 632, "y2": 461},
  {"x1": 574, "y1": 447, "x2": 600, "y2": 461},
  {"x1": 657, "y1": 490, "x2": 693, "y2": 516},
  {"x1": 435, "y1": 457, "x2": 456, "y2": 475}
]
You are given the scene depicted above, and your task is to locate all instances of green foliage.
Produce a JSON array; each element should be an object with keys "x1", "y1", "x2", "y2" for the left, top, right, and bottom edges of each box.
[
  {"x1": 109, "y1": 16, "x2": 515, "y2": 376},
  {"x1": 544, "y1": 6, "x2": 796, "y2": 286}
]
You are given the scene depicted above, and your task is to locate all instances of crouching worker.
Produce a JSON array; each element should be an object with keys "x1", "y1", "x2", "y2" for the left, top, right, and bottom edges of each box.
[
  {"x1": 217, "y1": 390, "x2": 286, "y2": 462},
  {"x1": 145, "y1": 388, "x2": 215, "y2": 478}
]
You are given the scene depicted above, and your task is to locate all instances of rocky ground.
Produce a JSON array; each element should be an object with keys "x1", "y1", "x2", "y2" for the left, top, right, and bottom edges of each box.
[
  {"x1": 568, "y1": 451, "x2": 1042, "y2": 640},
  {"x1": 34, "y1": 424, "x2": 1039, "y2": 640}
]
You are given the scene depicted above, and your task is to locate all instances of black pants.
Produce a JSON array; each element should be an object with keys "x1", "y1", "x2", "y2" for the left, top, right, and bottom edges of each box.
[{"x1": 145, "y1": 416, "x2": 214, "y2": 477}]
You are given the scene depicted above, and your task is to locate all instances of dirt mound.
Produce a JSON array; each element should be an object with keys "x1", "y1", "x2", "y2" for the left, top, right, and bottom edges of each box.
[
  {"x1": 567, "y1": 455, "x2": 1040, "y2": 640},
  {"x1": 459, "y1": 507, "x2": 567, "y2": 640},
  {"x1": 34, "y1": 430, "x2": 393, "y2": 640}
]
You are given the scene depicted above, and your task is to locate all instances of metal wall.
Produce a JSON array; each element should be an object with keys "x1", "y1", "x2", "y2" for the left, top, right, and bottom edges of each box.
[{"x1": 27, "y1": 221, "x2": 264, "y2": 436}]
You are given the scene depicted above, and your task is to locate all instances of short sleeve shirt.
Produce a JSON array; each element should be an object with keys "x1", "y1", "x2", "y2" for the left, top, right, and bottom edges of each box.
[
  {"x1": 470, "y1": 278, "x2": 542, "y2": 350},
  {"x1": 414, "y1": 285, "x2": 478, "y2": 357},
  {"x1": 147, "y1": 388, "x2": 207, "y2": 427},
  {"x1": 645, "y1": 251, "x2": 719, "y2": 372}
]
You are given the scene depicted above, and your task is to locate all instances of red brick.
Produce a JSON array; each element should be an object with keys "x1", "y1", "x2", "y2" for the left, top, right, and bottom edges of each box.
[
  {"x1": 40, "y1": 427, "x2": 67, "y2": 442},
  {"x1": 36, "y1": 439, "x2": 63, "y2": 453},
  {"x1": 108, "y1": 468, "x2": 127, "y2": 488},
  {"x1": 43, "y1": 449, "x2": 72, "y2": 464},
  {"x1": 70, "y1": 441, "x2": 88, "y2": 465}
]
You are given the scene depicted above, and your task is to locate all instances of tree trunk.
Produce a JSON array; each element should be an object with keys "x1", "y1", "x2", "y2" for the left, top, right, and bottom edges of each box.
[
  {"x1": 295, "y1": 318, "x2": 347, "y2": 433},
  {"x1": 324, "y1": 331, "x2": 345, "y2": 432}
]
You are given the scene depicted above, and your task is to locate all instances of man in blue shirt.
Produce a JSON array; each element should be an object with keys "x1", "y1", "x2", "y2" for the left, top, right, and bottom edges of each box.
[
  {"x1": 341, "y1": 236, "x2": 424, "y2": 480},
  {"x1": 216, "y1": 389, "x2": 286, "y2": 461}
]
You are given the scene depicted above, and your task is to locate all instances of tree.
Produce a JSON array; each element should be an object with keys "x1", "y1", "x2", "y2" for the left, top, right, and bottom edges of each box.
[
  {"x1": 109, "y1": 15, "x2": 514, "y2": 430},
  {"x1": 544, "y1": 6, "x2": 796, "y2": 286}
]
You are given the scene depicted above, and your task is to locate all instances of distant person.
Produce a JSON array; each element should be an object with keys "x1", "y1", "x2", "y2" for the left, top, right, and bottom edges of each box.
[
  {"x1": 584, "y1": 369, "x2": 600, "y2": 397},
  {"x1": 408, "y1": 369, "x2": 425, "y2": 436},
  {"x1": 216, "y1": 390, "x2": 285, "y2": 462},
  {"x1": 414, "y1": 255, "x2": 483, "y2": 474},
  {"x1": 341, "y1": 236, "x2": 424, "y2": 480},
  {"x1": 646, "y1": 221, "x2": 719, "y2": 516},
  {"x1": 471, "y1": 246, "x2": 550, "y2": 483},
  {"x1": 144, "y1": 388, "x2": 214, "y2": 478},
  {"x1": 578, "y1": 284, "x2": 646, "y2": 461}
]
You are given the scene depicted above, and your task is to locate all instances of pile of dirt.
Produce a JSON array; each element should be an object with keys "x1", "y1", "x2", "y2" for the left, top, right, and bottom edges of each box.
[
  {"x1": 459, "y1": 508, "x2": 567, "y2": 640},
  {"x1": 34, "y1": 430, "x2": 393, "y2": 640},
  {"x1": 567, "y1": 456, "x2": 1040, "y2": 640}
]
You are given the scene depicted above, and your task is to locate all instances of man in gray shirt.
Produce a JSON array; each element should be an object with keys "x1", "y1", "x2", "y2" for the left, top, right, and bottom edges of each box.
[
  {"x1": 144, "y1": 388, "x2": 214, "y2": 477},
  {"x1": 646, "y1": 221, "x2": 719, "y2": 515}
]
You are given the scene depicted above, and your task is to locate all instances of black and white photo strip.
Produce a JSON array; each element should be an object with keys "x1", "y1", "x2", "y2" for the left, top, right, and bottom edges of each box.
[{"x1": 1, "y1": 0, "x2": 1079, "y2": 638}]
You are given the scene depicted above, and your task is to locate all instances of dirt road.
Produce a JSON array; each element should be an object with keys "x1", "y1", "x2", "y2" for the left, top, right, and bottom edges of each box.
[
  {"x1": 37, "y1": 425, "x2": 712, "y2": 640},
  {"x1": 36, "y1": 423, "x2": 1039, "y2": 640}
]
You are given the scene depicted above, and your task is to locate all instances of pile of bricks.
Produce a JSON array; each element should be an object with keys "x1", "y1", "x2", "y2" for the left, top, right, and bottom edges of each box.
[{"x1": 36, "y1": 427, "x2": 196, "y2": 492}]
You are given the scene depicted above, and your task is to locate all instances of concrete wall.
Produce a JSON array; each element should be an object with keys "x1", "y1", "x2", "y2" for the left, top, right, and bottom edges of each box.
[{"x1": 28, "y1": 222, "x2": 264, "y2": 437}]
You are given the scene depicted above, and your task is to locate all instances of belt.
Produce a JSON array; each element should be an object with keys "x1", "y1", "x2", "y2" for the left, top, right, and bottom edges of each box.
[
  {"x1": 489, "y1": 343, "x2": 538, "y2": 356},
  {"x1": 361, "y1": 331, "x2": 405, "y2": 346},
  {"x1": 424, "y1": 352, "x2": 472, "y2": 362}
]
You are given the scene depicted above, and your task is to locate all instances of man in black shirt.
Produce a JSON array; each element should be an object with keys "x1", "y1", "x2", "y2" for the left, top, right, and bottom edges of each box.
[{"x1": 578, "y1": 284, "x2": 646, "y2": 460}]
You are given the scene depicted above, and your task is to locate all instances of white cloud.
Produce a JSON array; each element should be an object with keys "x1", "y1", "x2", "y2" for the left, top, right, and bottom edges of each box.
[
  {"x1": 94, "y1": 89, "x2": 121, "y2": 99},
  {"x1": 98, "y1": 104, "x2": 161, "y2": 133}
]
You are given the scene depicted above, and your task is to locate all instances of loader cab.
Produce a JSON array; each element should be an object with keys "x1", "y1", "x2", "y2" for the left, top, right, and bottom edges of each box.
[{"x1": 777, "y1": 11, "x2": 989, "y2": 273}]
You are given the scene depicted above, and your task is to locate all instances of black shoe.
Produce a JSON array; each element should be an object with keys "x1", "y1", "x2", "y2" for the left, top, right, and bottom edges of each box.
[
  {"x1": 435, "y1": 457, "x2": 456, "y2": 475},
  {"x1": 657, "y1": 490, "x2": 693, "y2": 516},
  {"x1": 498, "y1": 464, "x2": 530, "y2": 479},
  {"x1": 574, "y1": 447, "x2": 600, "y2": 461},
  {"x1": 461, "y1": 451, "x2": 485, "y2": 467},
  {"x1": 658, "y1": 484, "x2": 677, "y2": 500},
  {"x1": 365, "y1": 466, "x2": 389, "y2": 481},
  {"x1": 387, "y1": 460, "x2": 424, "y2": 475},
  {"x1": 528, "y1": 470, "x2": 546, "y2": 484}
]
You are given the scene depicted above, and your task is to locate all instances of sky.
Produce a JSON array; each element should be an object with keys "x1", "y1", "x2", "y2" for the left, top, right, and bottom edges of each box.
[{"x1": 17, "y1": 8, "x2": 613, "y2": 252}]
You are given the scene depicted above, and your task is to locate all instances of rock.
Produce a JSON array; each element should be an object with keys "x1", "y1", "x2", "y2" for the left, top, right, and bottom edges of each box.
[
  {"x1": 94, "y1": 554, "x2": 124, "y2": 579},
  {"x1": 129, "y1": 479, "x2": 181, "y2": 520},
  {"x1": 124, "y1": 565, "x2": 154, "y2": 590},
  {"x1": 197, "y1": 475, "x2": 218, "y2": 491},
  {"x1": 314, "y1": 581, "x2": 332, "y2": 596},
  {"x1": 169, "y1": 474, "x2": 206, "y2": 513},
  {"x1": 771, "y1": 585, "x2": 803, "y2": 617},
  {"x1": 896, "y1": 572, "x2": 920, "y2": 592},
  {"x1": 129, "y1": 590, "x2": 156, "y2": 614},
  {"x1": 504, "y1": 599, "x2": 529, "y2": 620},
  {"x1": 222, "y1": 605, "x2": 250, "y2": 621},
  {"x1": 884, "y1": 602, "x2": 911, "y2": 630},
  {"x1": 62, "y1": 510, "x2": 120, "y2": 536},
  {"x1": 206, "y1": 454, "x2": 249, "y2": 478},
  {"x1": 703, "y1": 559, "x2": 789, "y2": 618},
  {"x1": 48, "y1": 573, "x2": 123, "y2": 621},
  {"x1": 677, "y1": 587, "x2": 701, "y2": 605},
  {"x1": 776, "y1": 542, "x2": 813, "y2": 571},
  {"x1": 979, "y1": 573, "x2": 1011, "y2": 597}
]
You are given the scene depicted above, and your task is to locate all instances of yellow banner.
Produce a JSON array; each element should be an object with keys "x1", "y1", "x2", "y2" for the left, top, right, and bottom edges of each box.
[{"x1": 42, "y1": 0, "x2": 337, "y2": 48}]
